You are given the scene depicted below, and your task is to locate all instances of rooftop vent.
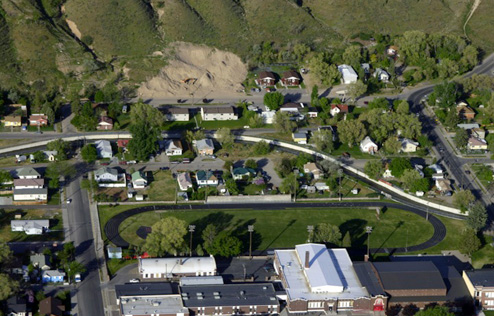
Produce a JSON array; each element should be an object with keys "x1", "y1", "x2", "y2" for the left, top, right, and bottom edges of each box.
[
  {"x1": 270, "y1": 297, "x2": 277, "y2": 301},
  {"x1": 214, "y1": 295, "x2": 221, "y2": 300},
  {"x1": 197, "y1": 296, "x2": 204, "y2": 300},
  {"x1": 153, "y1": 302, "x2": 161, "y2": 307},
  {"x1": 263, "y1": 286, "x2": 268, "y2": 290},
  {"x1": 181, "y1": 293, "x2": 189, "y2": 297},
  {"x1": 213, "y1": 292, "x2": 220, "y2": 296},
  {"x1": 122, "y1": 300, "x2": 128, "y2": 304},
  {"x1": 183, "y1": 297, "x2": 189, "y2": 301},
  {"x1": 196, "y1": 292, "x2": 203, "y2": 296},
  {"x1": 240, "y1": 291, "x2": 245, "y2": 295}
]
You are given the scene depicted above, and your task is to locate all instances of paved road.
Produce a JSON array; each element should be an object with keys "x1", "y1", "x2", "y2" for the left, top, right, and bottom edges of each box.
[
  {"x1": 103, "y1": 202, "x2": 446, "y2": 255},
  {"x1": 65, "y1": 176, "x2": 104, "y2": 316}
]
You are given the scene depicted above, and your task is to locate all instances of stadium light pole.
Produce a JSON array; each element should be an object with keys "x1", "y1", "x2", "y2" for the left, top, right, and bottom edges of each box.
[
  {"x1": 188, "y1": 225, "x2": 196, "y2": 257},
  {"x1": 307, "y1": 225, "x2": 314, "y2": 243},
  {"x1": 366, "y1": 226, "x2": 373, "y2": 259},
  {"x1": 248, "y1": 225, "x2": 254, "y2": 259}
]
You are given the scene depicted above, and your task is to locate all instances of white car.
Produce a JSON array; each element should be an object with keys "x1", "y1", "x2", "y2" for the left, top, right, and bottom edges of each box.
[
  {"x1": 129, "y1": 278, "x2": 140, "y2": 283},
  {"x1": 74, "y1": 273, "x2": 81, "y2": 283},
  {"x1": 66, "y1": 199, "x2": 71, "y2": 204}
]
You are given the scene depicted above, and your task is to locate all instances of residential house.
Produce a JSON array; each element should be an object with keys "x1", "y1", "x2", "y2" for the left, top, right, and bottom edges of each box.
[
  {"x1": 330, "y1": 104, "x2": 349, "y2": 117},
  {"x1": 232, "y1": 168, "x2": 256, "y2": 181},
  {"x1": 467, "y1": 137, "x2": 487, "y2": 151},
  {"x1": 360, "y1": 136, "x2": 378, "y2": 154},
  {"x1": 107, "y1": 247, "x2": 122, "y2": 259},
  {"x1": 457, "y1": 123, "x2": 480, "y2": 130},
  {"x1": 435, "y1": 179, "x2": 451, "y2": 193},
  {"x1": 16, "y1": 167, "x2": 41, "y2": 179},
  {"x1": 178, "y1": 172, "x2": 193, "y2": 191},
  {"x1": 11, "y1": 220, "x2": 49, "y2": 235},
  {"x1": 414, "y1": 165, "x2": 425, "y2": 178},
  {"x1": 196, "y1": 170, "x2": 218, "y2": 186},
  {"x1": 463, "y1": 269, "x2": 494, "y2": 310},
  {"x1": 457, "y1": 102, "x2": 476, "y2": 121},
  {"x1": 303, "y1": 162, "x2": 322, "y2": 180},
  {"x1": 361, "y1": 63, "x2": 371, "y2": 75},
  {"x1": 117, "y1": 139, "x2": 129, "y2": 151},
  {"x1": 30, "y1": 253, "x2": 51, "y2": 270},
  {"x1": 164, "y1": 139, "x2": 183, "y2": 156},
  {"x1": 338, "y1": 64, "x2": 358, "y2": 84},
  {"x1": 138, "y1": 256, "x2": 216, "y2": 280},
  {"x1": 307, "y1": 107, "x2": 318, "y2": 118},
  {"x1": 261, "y1": 110, "x2": 276, "y2": 124},
  {"x1": 14, "y1": 179, "x2": 44, "y2": 189},
  {"x1": 95, "y1": 140, "x2": 113, "y2": 158},
  {"x1": 315, "y1": 182, "x2": 330, "y2": 191},
  {"x1": 131, "y1": 171, "x2": 147, "y2": 189},
  {"x1": 374, "y1": 68, "x2": 390, "y2": 82},
  {"x1": 400, "y1": 138, "x2": 419, "y2": 153},
  {"x1": 6, "y1": 295, "x2": 32, "y2": 316},
  {"x1": 473, "y1": 128, "x2": 486, "y2": 140},
  {"x1": 195, "y1": 139, "x2": 215, "y2": 156},
  {"x1": 94, "y1": 167, "x2": 118, "y2": 182},
  {"x1": 387, "y1": 45, "x2": 399, "y2": 56},
  {"x1": 42, "y1": 151, "x2": 57, "y2": 162},
  {"x1": 41, "y1": 270, "x2": 65, "y2": 284},
  {"x1": 200, "y1": 106, "x2": 238, "y2": 121},
  {"x1": 164, "y1": 107, "x2": 190, "y2": 121},
  {"x1": 13, "y1": 188, "x2": 48, "y2": 202},
  {"x1": 255, "y1": 71, "x2": 276, "y2": 86},
  {"x1": 292, "y1": 132, "x2": 307, "y2": 144},
  {"x1": 97, "y1": 116, "x2": 113, "y2": 130},
  {"x1": 274, "y1": 244, "x2": 387, "y2": 313},
  {"x1": 280, "y1": 102, "x2": 304, "y2": 114},
  {"x1": 39, "y1": 296, "x2": 65, "y2": 316},
  {"x1": 281, "y1": 70, "x2": 301, "y2": 86},
  {"x1": 428, "y1": 164, "x2": 444, "y2": 180},
  {"x1": 2, "y1": 116, "x2": 22, "y2": 127},
  {"x1": 383, "y1": 166, "x2": 393, "y2": 178},
  {"x1": 29, "y1": 114, "x2": 48, "y2": 126}
]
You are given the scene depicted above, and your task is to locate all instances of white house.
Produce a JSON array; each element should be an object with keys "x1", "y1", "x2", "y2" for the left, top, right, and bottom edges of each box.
[
  {"x1": 16, "y1": 167, "x2": 41, "y2": 179},
  {"x1": 360, "y1": 136, "x2": 378, "y2": 154},
  {"x1": 400, "y1": 138, "x2": 419, "y2": 153},
  {"x1": 315, "y1": 182, "x2": 330, "y2": 191},
  {"x1": 138, "y1": 256, "x2": 217, "y2": 279},
  {"x1": 338, "y1": 64, "x2": 358, "y2": 84},
  {"x1": 280, "y1": 102, "x2": 304, "y2": 114},
  {"x1": 95, "y1": 140, "x2": 113, "y2": 159},
  {"x1": 13, "y1": 178, "x2": 44, "y2": 189},
  {"x1": 164, "y1": 107, "x2": 190, "y2": 121},
  {"x1": 330, "y1": 104, "x2": 349, "y2": 117},
  {"x1": 43, "y1": 151, "x2": 58, "y2": 162},
  {"x1": 303, "y1": 163, "x2": 322, "y2": 180},
  {"x1": 261, "y1": 110, "x2": 276, "y2": 124},
  {"x1": 196, "y1": 170, "x2": 218, "y2": 186},
  {"x1": 468, "y1": 137, "x2": 488, "y2": 151},
  {"x1": 13, "y1": 188, "x2": 48, "y2": 202},
  {"x1": 132, "y1": 171, "x2": 147, "y2": 189},
  {"x1": 164, "y1": 140, "x2": 183, "y2": 156},
  {"x1": 11, "y1": 220, "x2": 49, "y2": 235},
  {"x1": 374, "y1": 68, "x2": 390, "y2": 82},
  {"x1": 177, "y1": 172, "x2": 193, "y2": 191},
  {"x1": 435, "y1": 179, "x2": 451, "y2": 192},
  {"x1": 94, "y1": 167, "x2": 119, "y2": 182},
  {"x1": 201, "y1": 106, "x2": 238, "y2": 121}
]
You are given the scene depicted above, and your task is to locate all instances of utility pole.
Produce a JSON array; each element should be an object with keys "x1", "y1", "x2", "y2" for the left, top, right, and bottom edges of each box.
[
  {"x1": 188, "y1": 225, "x2": 196, "y2": 257},
  {"x1": 406, "y1": 228, "x2": 409, "y2": 252},
  {"x1": 307, "y1": 225, "x2": 314, "y2": 243},
  {"x1": 366, "y1": 226, "x2": 373, "y2": 260},
  {"x1": 248, "y1": 225, "x2": 254, "y2": 259}
]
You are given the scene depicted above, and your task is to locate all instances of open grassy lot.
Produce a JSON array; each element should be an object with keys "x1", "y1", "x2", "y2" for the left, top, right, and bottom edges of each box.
[
  {"x1": 0, "y1": 139, "x2": 29, "y2": 149},
  {"x1": 0, "y1": 209, "x2": 63, "y2": 242},
  {"x1": 107, "y1": 258, "x2": 136, "y2": 278},
  {"x1": 142, "y1": 170, "x2": 176, "y2": 201},
  {"x1": 106, "y1": 207, "x2": 434, "y2": 252}
]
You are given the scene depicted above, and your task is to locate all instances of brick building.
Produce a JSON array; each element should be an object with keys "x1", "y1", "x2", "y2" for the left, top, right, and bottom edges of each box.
[{"x1": 463, "y1": 269, "x2": 494, "y2": 310}]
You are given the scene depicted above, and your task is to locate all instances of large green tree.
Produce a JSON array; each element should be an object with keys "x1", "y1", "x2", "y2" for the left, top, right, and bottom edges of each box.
[
  {"x1": 144, "y1": 217, "x2": 187, "y2": 256},
  {"x1": 337, "y1": 120, "x2": 366, "y2": 147},
  {"x1": 467, "y1": 202, "x2": 488, "y2": 232},
  {"x1": 208, "y1": 232, "x2": 242, "y2": 257},
  {"x1": 311, "y1": 129, "x2": 334, "y2": 153},
  {"x1": 0, "y1": 273, "x2": 18, "y2": 301},
  {"x1": 263, "y1": 92, "x2": 284, "y2": 111},
  {"x1": 364, "y1": 160, "x2": 384, "y2": 180},
  {"x1": 454, "y1": 128, "x2": 469, "y2": 149},
  {"x1": 46, "y1": 139, "x2": 70, "y2": 161},
  {"x1": 0, "y1": 170, "x2": 13, "y2": 184},
  {"x1": 81, "y1": 144, "x2": 98, "y2": 163},
  {"x1": 128, "y1": 102, "x2": 163, "y2": 161},
  {"x1": 280, "y1": 173, "x2": 299, "y2": 195},
  {"x1": 453, "y1": 190, "x2": 475, "y2": 213},
  {"x1": 459, "y1": 229, "x2": 481, "y2": 256},
  {"x1": 216, "y1": 128, "x2": 235, "y2": 149},
  {"x1": 273, "y1": 111, "x2": 296, "y2": 134},
  {"x1": 314, "y1": 223, "x2": 342, "y2": 245},
  {"x1": 389, "y1": 158, "x2": 412, "y2": 178},
  {"x1": 348, "y1": 80, "x2": 367, "y2": 100},
  {"x1": 202, "y1": 224, "x2": 218, "y2": 254}
]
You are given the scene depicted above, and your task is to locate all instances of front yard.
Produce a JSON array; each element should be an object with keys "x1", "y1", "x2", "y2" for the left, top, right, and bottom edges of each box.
[{"x1": 0, "y1": 208, "x2": 63, "y2": 242}]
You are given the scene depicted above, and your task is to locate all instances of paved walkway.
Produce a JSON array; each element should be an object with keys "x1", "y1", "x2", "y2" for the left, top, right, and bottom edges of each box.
[{"x1": 103, "y1": 201, "x2": 446, "y2": 255}]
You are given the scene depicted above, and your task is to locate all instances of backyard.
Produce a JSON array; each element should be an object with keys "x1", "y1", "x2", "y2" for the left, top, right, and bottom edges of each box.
[
  {"x1": 0, "y1": 208, "x2": 63, "y2": 242},
  {"x1": 141, "y1": 170, "x2": 176, "y2": 201}
]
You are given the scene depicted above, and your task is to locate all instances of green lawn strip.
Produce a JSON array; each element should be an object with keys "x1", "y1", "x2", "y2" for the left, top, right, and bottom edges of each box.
[
  {"x1": 116, "y1": 207, "x2": 434, "y2": 251},
  {"x1": 107, "y1": 259, "x2": 136, "y2": 277},
  {"x1": 484, "y1": 311, "x2": 494, "y2": 316},
  {"x1": 331, "y1": 143, "x2": 378, "y2": 159},
  {"x1": 0, "y1": 209, "x2": 63, "y2": 242}
]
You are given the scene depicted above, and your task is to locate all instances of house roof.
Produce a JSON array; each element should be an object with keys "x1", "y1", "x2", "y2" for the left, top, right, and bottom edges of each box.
[
  {"x1": 360, "y1": 136, "x2": 377, "y2": 148},
  {"x1": 16, "y1": 167, "x2": 41, "y2": 178},
  {"x1": 435, "y1": 179, "x2": 451, "y2": 191},
  {"x1": 42, "y1": 270, "x2": 66, "y2": 278},
  {"x1": 465, "y1": 269, "x2": 494, "y2": 287},
  {"x1": 372, "y1": 261, "x2": 446, "y2": 291},
  {"x1": 3, "y1": 115, "x2": 21, "y2": 123},
  {"x1": 164, "y1": 107, "x2": 189, "y2": 115},
  {"x1": 375, "y1": 68, "x2": 389, "y2": 77},
  {"x1": 202, "y1": 106, "x2": 235, "y2": 114},
  {"x1": 258, "y1": 71, "x2": 275, "y2": 80},
  {"x1": 401, "y1": 138, "x2": 419, "y2": 147},
  {"x1": 331, "y1": 104, "x2": 349, "y2": 113},
  {"x1": 338, "y1": 64, "x2": 358, "y2": 79},
  {"x1": 117, "y1": 139, "x2": 129, "y2": 148},
  {"x1": 196, "y1": 170, "x2": 217, "y2": 181},
  {"x1": 13, "y1": 188, "x2": 48, "y2": 195},
  {"x1": 98, "y1": 116, "x2": 113, "y2": 125},
  {"x1": 180, "y1": 276, "x2": 224, "y2": 286},
  {"x1": 361, "y1": 63, "x2": 371, "y2": 73},
  {"x1": 232, "y1": 167, "x2": 256, "y2": 176},
  {"x1": 39, "y1": 296, "x2": 65, "y2": 316},
  {"x1": 139, "y1": 256, "x2": 216, "y2": 277},
  {"x1": 132, "y1": 171, "x2": 146, "y2": 182},
  {"x1": 165, "y1": 139, "x2": 183, "y2": 151},
  {"x1": 468, "y1": 137, "x2": 487, "y2": 146},
  {"x1": 178, "y1": 172, "x2": 193, "y2": 187},
  {"x1": 353, "y1": 261, "x2": 386, "y2": 296},
  {"x1": 115, "y1": 282, "x2": 175, "y2": 298},
  {"x1": 11, "y1": 219, "x2": 49, "y2": 230},
  {"x1": 282, "y1": 70, "x2": 300, "y2": 79},
  {"x1": 29, "y1": 114, "x2": 48, "y2": 121},
  {"x1": 94, "y1": 167, "x2": 119, "y2": 177},
  {"x1": 7, "y1": 295, "x2": 30, "y2": 313},
  {"x1": 196, "y1": 139, "x2": 214, "y2": 151},
  {"x1": 180, "y1": 283, "x2": 279, "y2": 308},
  {"x1": 95, "y1": 140, "x2": 112, "y2": 154},
  {"x1": 457, "y1": 123, "x2": 479, "y2": 130},
  {"x1": 30, "y1": 253, "x2": 50, "y2": 267},
  {"x1": 281, "y1": 102, "x2": 303, "y2": 109},
  {"x1": 292, "y1": 132, "x2": 306, "y2": 139},
  {"x1": 307, "y1": 107, "x2": 318, "y2": 113},
  {"x1": 14, "y1": 178, "x2": 44, "y2": 187},
  {"x1": 303, "y1": 162, "x2": 320, "y2": 173},
  {"x1": 108, "y1": 247, "x2": 122, "y2": 254}
]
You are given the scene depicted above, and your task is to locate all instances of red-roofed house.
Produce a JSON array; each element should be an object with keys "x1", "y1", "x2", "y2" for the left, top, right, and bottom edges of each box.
[
  {"x1": 117, "y1": 140, "x2": 129, "y2": 149},
  {"x1": 29, "y1": 114, "x2": 48, "y2": 126},
  {"x1": 281, "y1": 71, "x2": 301, "y2": 86},
  {"x1": 97, "y1": 116, "x2": 113, "y2": 130},
  {"x1": 255, "y1": 71, "x2": 276, "y2": 86},
  {"x1": 330, "y1": 104, "x2": 349, "y2": 117}
]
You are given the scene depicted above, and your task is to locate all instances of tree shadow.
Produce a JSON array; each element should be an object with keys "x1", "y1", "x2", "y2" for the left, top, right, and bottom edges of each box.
[
  {"x1": 257, "y1": 158, "x2": 269, "y2": 169},
  {"x1": 373, "y1": 220, "x2": 404, "y2": 254},
  {"x1": 189, "y1": 212, "x2": 235, "y2": 245},
  {"x1": 262, "y1": 219, "x2": 296, "y2": 252},
  {"x1": 339, "y1": 219, "x2": 368, "y2": 248}
]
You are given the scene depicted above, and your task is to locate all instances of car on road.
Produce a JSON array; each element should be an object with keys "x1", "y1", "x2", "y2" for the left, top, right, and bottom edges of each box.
[
  {"x1": 129, "y1": 278, "x2": 140, "y2": 283},
  {"x1": 342, "y1": 152, "x2": 351, "y2": 158},
  {"x1": 66, "y1": 199, "x2": 71, "y2": 204},
  {"x1": 183, "y1": 158, "x2": 190, "y2": 164},
  {"x1": 465, "y1": 170, "x2": 471, "y2": 175},
  {"x1": 100, "y1": 162, "x2": 109, "y2": 166},
  {"x1": 160, "y1": 166, "x2": 169, "y2": 170},
  {"x1": 75, "y1": 273, "x2": 81, "y2": 283}
]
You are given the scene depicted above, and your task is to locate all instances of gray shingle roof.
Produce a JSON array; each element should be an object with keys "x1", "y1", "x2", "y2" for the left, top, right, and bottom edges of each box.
[
  {"x1": 115, "y1": 282, "x2": 175, "y2": 298},
  {"x1": 353, "y1": 262, "x2": 386, "y2": 296},
  {"x1": 465, "y1": 269, "x2": 494, "y2": 287},
  {"x1": 16, "y1": 167, "x2": 41, "y2": 177},
  {"x1": 373, "y1": 261, "x2": 446, "y2": 291},
  {"x1": 94, "y1": 167, "x2": 118, "y2": 177}
]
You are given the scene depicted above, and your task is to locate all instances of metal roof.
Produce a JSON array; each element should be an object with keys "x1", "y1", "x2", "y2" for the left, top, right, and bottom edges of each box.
[
  {"x1": 373, "y1": 261, "x2": 446, "y2": 291},
  {"x1": 115, "y1": 282, "x2": 175, "y2": 298},
  {"x1": 16, "y1": 167, "x2": 41, "y2": 177},
  {"x1": 353, "y1": 262, "x2": 386, "y2": 296},
  {"x1": 465, "y1": 269, "x2": 494, "y2": 287},
  {"x1": 13, "y1": 188, "x2": 48, "y2": 195},
  {"x1": 179, "y1": 276, "x2": 224, "y2": 286}
]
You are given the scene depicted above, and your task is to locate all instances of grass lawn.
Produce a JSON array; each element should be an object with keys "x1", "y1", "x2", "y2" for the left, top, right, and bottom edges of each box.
[
  {"x1": 471, "y1": 164, "x2": 493, "y2": 189},
  {"x1": 48, "y1": 189, "x2": 61, "y2": 205},
  {"x1": 107, "y1": 259, "x2": 136, "y2": 277},
  {"x1": 332, "y1": 143, "x2": 377, "y2": 159},
  {"x1": 471, "y1": 235, "x2": 494, "y2": 269},
  {"x1": 114, "y1": 207, "x2": 434, "y2": 251},
  {"x1": 142, "y1": 170, "x2": 176, "y2": 201},
  {"x1": 0, "y1": 209, "x2": 63, "y2": 242},
  {"x1": 484, "y1": 311, "x2": 494, "y2": 316},
  {"x1": 0, "y1": 139, "x2": 29, "y2": 148}
]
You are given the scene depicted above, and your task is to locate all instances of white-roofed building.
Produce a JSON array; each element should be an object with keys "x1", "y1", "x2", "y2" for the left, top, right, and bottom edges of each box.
[
  {"x1": 119, "y1": 295, "x2": 189, "y2": 316},
  {"x1": 274, "y1": 243, "x2": 385, "y2": 313},
  {"x1": 338, "y1": 65, "x2": 358, "y2": 84},
  {"x1": 95, "y1": 140, "x2": 113, "y2": 158},
  {"x1": 138, "y1": 255, "x2": 217, "y2": 280},
  {"x1": 360, "y1": 136, "x2": 378, "y2": 154},
  {"x1": 11, "y1": 220, "x2": 49, "y2": 235}
]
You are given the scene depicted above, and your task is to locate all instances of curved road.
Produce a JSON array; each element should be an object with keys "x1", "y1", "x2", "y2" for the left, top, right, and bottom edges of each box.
[{"x1": 104, "y1": 202, "x2": 446, "y2": 255}]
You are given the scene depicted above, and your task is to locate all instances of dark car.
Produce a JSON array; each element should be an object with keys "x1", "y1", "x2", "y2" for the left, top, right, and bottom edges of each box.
[{"x1": 160, "y1": 167, "x2": 169, "y2": 170}]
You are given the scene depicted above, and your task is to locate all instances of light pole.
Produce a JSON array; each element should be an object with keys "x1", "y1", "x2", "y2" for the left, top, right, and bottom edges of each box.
[
  {"x1": 366, "y1": 226, "x2": 373, "y2": 260},
  {"x1": 188, "y1": 225, "x2": 196, "y2": 257},
  {"x1": 406, "y1": 228, "x2": 409, "y2": 252},
  {"x1": 248, "y1": 225, "x2": 254, "y2": 259},
  {"x1": 307, "y1": 225, "x2": 314, "y2": 243}
]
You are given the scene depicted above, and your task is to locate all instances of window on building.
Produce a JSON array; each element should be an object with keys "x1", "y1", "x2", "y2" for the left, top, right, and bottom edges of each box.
[
  {"x1": 308, "y1": 302, "x2": 323, "y2": 308},
  {"x1": 485, "y1": 292, "x2": 494, "y2": 298},
  {"x1": 485, "y1": 300, "x2": 494, "y2": 306},
  {"x1": 338, "y1": 301, "x2": 353, "y2": 308}
]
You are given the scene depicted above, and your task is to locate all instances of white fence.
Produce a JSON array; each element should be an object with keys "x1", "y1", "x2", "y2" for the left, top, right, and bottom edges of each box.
[{"x1": 206, "y1": 194, "x2": 292, "y2": 204}]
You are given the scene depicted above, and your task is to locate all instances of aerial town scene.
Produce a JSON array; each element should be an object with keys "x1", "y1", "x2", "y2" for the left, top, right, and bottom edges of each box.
[{"x1": 0, "y1": 1, "x2": 494, "y2": 316}]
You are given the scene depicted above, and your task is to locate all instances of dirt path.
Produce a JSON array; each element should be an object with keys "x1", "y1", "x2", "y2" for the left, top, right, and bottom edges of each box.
[
  {"x1": 66, "y1": 19, "x2": 82, "y2": 40},
  {"x1": 464, "y1": 0, "x2": 482, "y2": 39}
]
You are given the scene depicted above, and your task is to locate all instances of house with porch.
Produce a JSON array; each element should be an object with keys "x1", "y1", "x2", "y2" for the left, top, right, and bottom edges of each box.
[
  {"x1": 196, "y1": 170, "x2": 218, "y2": 186},
  {"x1": 281, "y1": 70, "x2": 301, "y2": 86},
  {"x1": 29, "y1": 114, "x2": 48, "y2": 126},
  {"x1": 255, "y1": 71, "x2": 276, "y2": 86},
  {"x1": 97, "y1": 116, "x2": 113, "y2": 130}
]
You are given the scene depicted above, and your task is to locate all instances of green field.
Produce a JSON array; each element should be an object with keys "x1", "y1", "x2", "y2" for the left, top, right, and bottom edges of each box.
[
  {"x1": 0, "y1": 209, "x2": 63, "y2": 242},
  {"x1": 142, "y1": 170, "x2": 176, "y2": 201},
  {"x1": 100, "y1": 206, "x2": 434, "y2": 252}
]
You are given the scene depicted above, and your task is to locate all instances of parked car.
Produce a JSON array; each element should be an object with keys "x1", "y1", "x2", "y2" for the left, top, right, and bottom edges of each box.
[
  {"x1": 129, "y1": 278, "x2": 140, "y2": 283},
  {"x1": 342, "y1": 152, "x2": 351, "y2": 158},
  {"x1": 160, "y1": 166, "x2": 169, "y2": 170},
  {"x1": 128, "y1": 160, "x2": 137, "y2": 164},
  {"x1": 66, "y1": 199, "x2": 71, "y2": 204},
  {"x1": 75, "y1": 274, "x2": 81, "y2": 283},
  {"x1": 183, "y1": 158, "x2": 190, "y2": 164},
  {"x1": 100, "y1": 162, "x2": 109, "y2": 166}
]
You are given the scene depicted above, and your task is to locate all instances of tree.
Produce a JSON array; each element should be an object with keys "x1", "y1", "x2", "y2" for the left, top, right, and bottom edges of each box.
[
  {"x1": 208, "y1": 232, "x2": 242, "y2": 257},
  {"x1": 433, "y1": 81, "x2": 458, "y2": 108},
  {"x1": 130, "y1": 101, "x2": 163, "y2": 129},
  {"x1": 244, "y1": 159, "x2": 257, "y2": 170},
  {"x1": 314, "y1": 223, "x2": 342, "y2": 244},
  {"x1": 280, "y1": 173, "x2": 299, "y2": 195},
  {"x1": 32, "y1": 151, "x2": 46, "y2": 163},
  {"x1": 311, "y1": 129, "x2": 334, "y2": 153},
  {"x1": 108, "y1": 101, "x2": 122, "y2": 120},
  {"x1": 46, "y1": 162, "x2": 76, "y2": 188},
  {"x1": 0, "y1": 242, "x2": 12, "y2": 265},
  {"x1": 337, "y1": 120, "x2": 366, "y2": 147},
  {"x1": 273, "y1": 111, "x2": 296, "y2": 134},
  {"x1": 410, "y1": 178, "x2": 430, "y2": 193},
  {"x1": 396, "y1": 100, "x2": 410, "y2": 114},
  {"x1": 364, "y1": 160, "x2": 384, "y2": 179},
  {"x1": 401, "y1": 304, "x2": 419, "y2": 316},
  {"x1": 81, "y1": 178, "x2": 98, "y2": 191},
  {"x1": 467, "y1": 202, "x2": 488, "y2": 232},
  {"x1": 263, "y1": 92, "x2": 284, "y2": 111},
  {"x1": 94, "y1": 90, "x2": 104, "y2": 103},
  {"x1": 348, "y1": 80, "x2": 367, "y2": 100},
  {"x1": 454, "y1": 130, "x2": 469, "y2": 149},
  {"x1": 248, "y1": 114, "x2": 264, "y2": 128},
  {"x1": 383, "y1": 137, "x2": 402, "y2": 154},
  {"x1": 277, "y1": 158, "x2": 293, "y2": 178},
  {"x1": 444, "y1": 109, "x2": 460, "y2": 128},
  {"x1": 343, "y1": 45, "x2": 362, "y2": 68},
  {"x1": 196, "y1": 244, "x2": 204, "y2": 256},
  {"x1": 400, "y1": 170, "x2": 429, "y2": 192},
  {"x1": 143, "y1": 217, "x2": 187, "y2": 256},
  {"x1": 309, "y1": 54, "x2": 341, "y2": 86},
  {"x1": 368, "y1": 97, "x2": 389, "y2": 110},
  {"x1": 252, "y1": 141, "x2": 271, "y2": 155},
  {"x1": 0, "y1": 170, "x2": 13, "y2": 184},
  {"x1": 225, "y1": 179, "x2": 239, "y2": 195},
  {"x1": 128, "y1": 122, "x2": 159, "y2": 161},
  {"x1": 202, "y1": 224, "x2": 217, "y2": 254},
  {"x1": 0, "y1": 274, "x2": 18, "y2": 301},
  {"x1": 417, "y1": 135, "x2": 433, "y2": 148},
  {"x1": 415, "y1": 306, "x2": 454, "y2": 316},
  {"x1": 223, "y1": 160, "x2": 233, "y2": 171},
  {"x1": 216, "y1": 128, "x2": 234, "y2": 149},
  {"x1": 453, "y1": 190, "x2": 475, "y2": 213},
  {"x1": 58, "y1": 242, "x2": 75, "y2": 266},
  {"x1": 46, "y1": 139, "x2": 70, "y2": 160},
  {"x1": 459, "y1": 229, "x2": 481, "y2": 256},
  {"x1": 389, "y1": 158, "x2": 412, "y2": 178},
  {"x1": 81, "y1": 144, "x2": 98, "y2": 163},
  {"x1": 66, "y1": 261, "x2": 86, "y2": 283},
  {"x1": 396, "y1": 30, "x2": 427, "y2": 64},
  {"x1": 342, "y1": 231, "x2": 351, "y2": 247}
]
